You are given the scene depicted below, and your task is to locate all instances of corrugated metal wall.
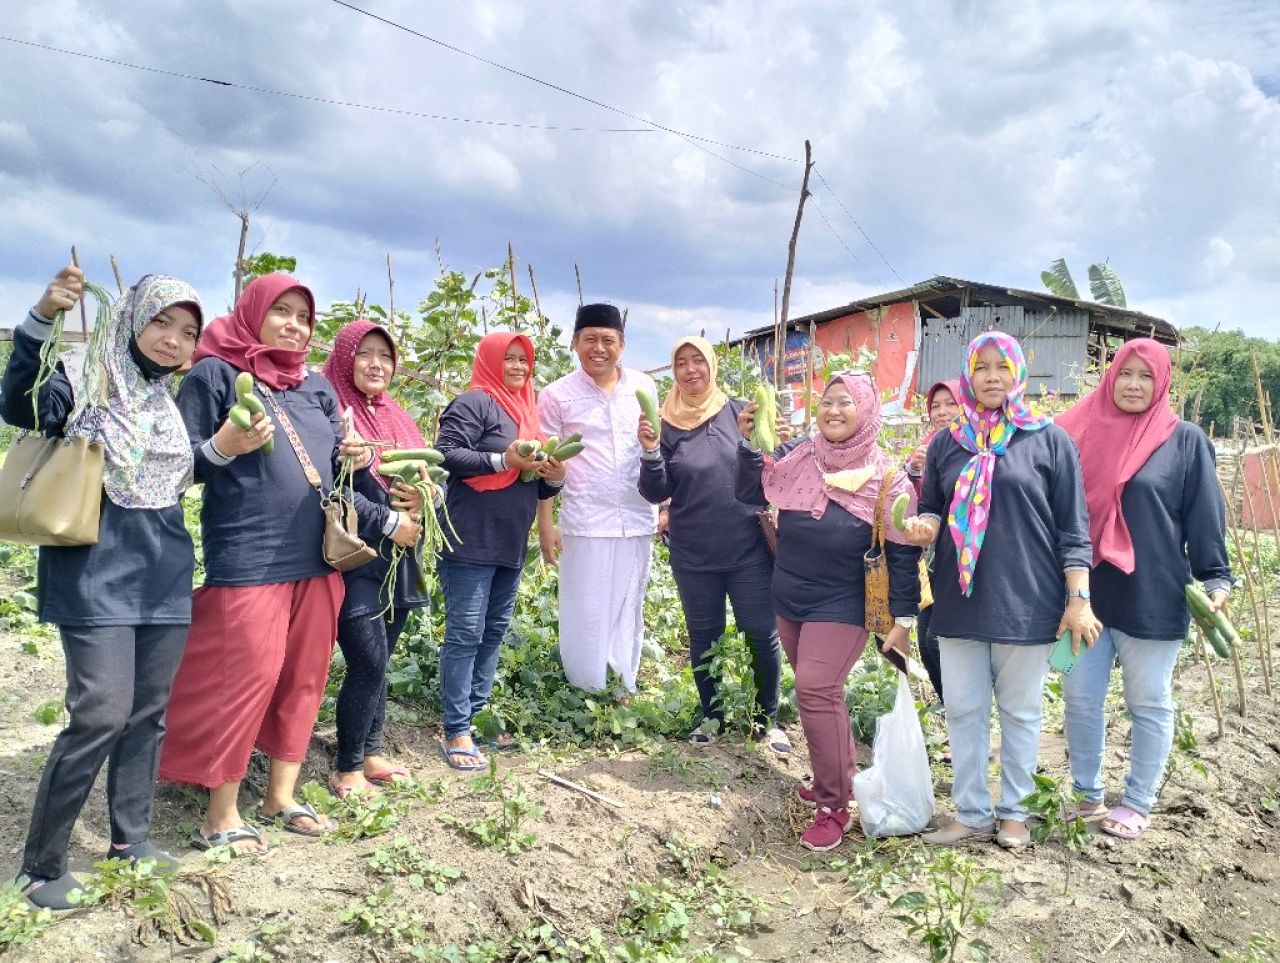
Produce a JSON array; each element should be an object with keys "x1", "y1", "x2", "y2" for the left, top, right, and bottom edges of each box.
[{"x1": 916, "y1": 305, "x2": 1090, "y2": 396}]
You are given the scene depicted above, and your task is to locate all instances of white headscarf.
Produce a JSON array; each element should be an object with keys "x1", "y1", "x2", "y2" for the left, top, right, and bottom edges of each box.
[{"x1": 63, "y1": 275, "x2": 203, "y2": 509}]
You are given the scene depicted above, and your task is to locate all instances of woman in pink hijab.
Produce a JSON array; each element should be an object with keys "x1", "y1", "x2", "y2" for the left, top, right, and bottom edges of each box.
[{"x1": 1056, "y1": 338, "x2": 1231, "y2": 841}]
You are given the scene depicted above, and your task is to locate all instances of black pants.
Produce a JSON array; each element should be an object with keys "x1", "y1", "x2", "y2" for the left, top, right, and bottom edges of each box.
[
  {"x1": 23, "y1": 624, "x2": 189, "y2": 879},
  {"x1": 672, "y1": 555, "x2": 781, "y2": 731},
  {"x1": 335, "y1": 609, "x2": 409, "y2": 772},
  {"x1": 917, "y1": 604, "x2": 944, "y2": 704}
]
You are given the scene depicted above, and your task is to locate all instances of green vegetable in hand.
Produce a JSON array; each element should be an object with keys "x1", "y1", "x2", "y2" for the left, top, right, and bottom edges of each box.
[
  {"x1": 233, "y1": 372, "x2": 273, "y2": 454},
  {"x1": 750, "y1": 384, "x2": 779, "y2": 453},
  {"x1": 891, "y1": 492, "x2": 910, "y2": 531},
  {"x1": 382, "y1": 447, "x2": 444, "y2": 465},
  {"x1": 636, "y1": 389, "x2": 661, "y2": 430}
]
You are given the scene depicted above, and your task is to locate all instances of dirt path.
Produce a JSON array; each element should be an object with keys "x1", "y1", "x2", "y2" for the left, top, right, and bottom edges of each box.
[{"x1": 2, "y1": 625, "x2": 1278, "y2": 962}]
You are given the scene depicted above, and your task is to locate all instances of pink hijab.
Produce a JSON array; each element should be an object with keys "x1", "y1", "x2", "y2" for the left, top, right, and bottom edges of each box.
[
  {"x1": 322, "y1": 320, "x2": 426, "y2": 491},
  {"x1": 1056, "y1": 338, "x2": 1179, "y2": 573},
  {"x1": 192, "y1": 273, "x2": 316, "y2": 390},
  {"x1": 763, "y1": 372, "x2": 914, "y2": 542}
]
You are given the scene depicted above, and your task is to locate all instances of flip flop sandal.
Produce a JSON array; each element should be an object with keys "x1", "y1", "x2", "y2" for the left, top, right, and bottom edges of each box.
[
  {"x1": 1101, "y1": 805, "x2": 1150, "y2": 840},
  {"x1": 363, "y1": 766, "x2": 410, "y2": 786},
  {"x1": 256, "y1": 803, "x2": 335, "y2": 837},
  {"x1": 190, "y1": 824, "x2": 267, "y2": 855},
  {"x1": 329, "y1": 773, "x2": 377, "y2": 799},
  {"x1": 687, "y1": 730, "x2": 716, "y2": 746},
  {"x1": 439, "y1": 740, "x2": 487, "y2": 772},
  {"x1": 483, "y1": 734, "x2": 520, "y2": 751}
]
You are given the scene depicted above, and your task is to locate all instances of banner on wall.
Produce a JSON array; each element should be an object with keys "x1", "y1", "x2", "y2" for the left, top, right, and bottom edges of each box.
[{"x1": 754, "y1": 330, "x2": 818, "y2": 385}]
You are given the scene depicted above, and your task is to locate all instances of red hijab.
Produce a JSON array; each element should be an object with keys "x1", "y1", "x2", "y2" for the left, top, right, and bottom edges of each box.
[
  {"x1": 1056, "y1": 338, "x2": 1179, "y2": 573},
  {"x1": 322, "y1": 320, "x2": 426, "y2": 491},
  {"x1": 192, "y1": 273, "x2": 316, "y2": 390},
  {"x1": 465, "y1": 331, "x2": 541, "y2": 492}
]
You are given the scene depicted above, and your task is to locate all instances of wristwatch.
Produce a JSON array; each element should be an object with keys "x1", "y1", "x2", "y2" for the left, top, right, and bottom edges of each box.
[
  {"x1": 1067, "y1": 588, "x2": 1091, "y2": 600},
  {"x1": 894, "y1": 616, "x2": 917, "y2": 630}
]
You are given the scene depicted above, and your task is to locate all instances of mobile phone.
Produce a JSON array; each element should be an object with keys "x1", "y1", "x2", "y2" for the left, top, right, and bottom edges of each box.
[
  {"x1": 341, "y1": 406, "x2": 355, "y2": 437},
  {"x1": 876, "y1": 635, "x2": 910, "y2": 674},
  {"x1": 1049, "y1": 628, "x2": 1081, "y2": 675}
]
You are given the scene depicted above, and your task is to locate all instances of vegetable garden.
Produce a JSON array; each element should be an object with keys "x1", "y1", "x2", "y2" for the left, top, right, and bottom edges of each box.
[{"x1": 0, "y1": 253, "x2": 1278, "y2": 961}]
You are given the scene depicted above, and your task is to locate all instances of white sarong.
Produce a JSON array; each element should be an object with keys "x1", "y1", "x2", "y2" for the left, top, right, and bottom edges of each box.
[{"x1": 557, "y1": 533, "x2": 654, "y2": 692}]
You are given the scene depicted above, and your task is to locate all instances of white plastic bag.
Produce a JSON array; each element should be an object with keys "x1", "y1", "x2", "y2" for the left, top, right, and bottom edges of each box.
[{"x1": 853, "y1": 673, "x2": 934, "y2": 837}]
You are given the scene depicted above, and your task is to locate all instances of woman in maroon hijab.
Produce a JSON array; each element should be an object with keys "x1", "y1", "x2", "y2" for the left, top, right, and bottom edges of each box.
[
  {"x1": 1056, "y1": 338, "x2": 1231, "y2": 841},
  {"x1": 160, "y1": 275, "x2": 418, "y2": 854}
]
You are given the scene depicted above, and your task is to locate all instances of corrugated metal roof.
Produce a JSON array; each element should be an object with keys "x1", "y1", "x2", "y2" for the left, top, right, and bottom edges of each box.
[{"x1": 737, "y1": 275, "x2": 1178, "y2": 344}]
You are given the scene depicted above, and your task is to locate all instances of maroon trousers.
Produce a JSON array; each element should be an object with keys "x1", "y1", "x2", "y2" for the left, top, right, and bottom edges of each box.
[
  {"x1": 777, "y1": 617, "x2": 869, "y2": 812},
  {"x1": 159, "y1": 573, "x2": 344, "y2": 788}
]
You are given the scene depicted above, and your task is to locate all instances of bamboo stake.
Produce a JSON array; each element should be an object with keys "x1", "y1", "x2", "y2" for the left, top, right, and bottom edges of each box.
[
  {"x1": 233, "y1": 212, "x2": 250, "y2": 301},
  {"x1": 69, "y1": 247, "x2": 88, "y2": 340},
  {"x1": 1220, "y1": 469, "x2": 1266, "y2": 701},
  {"x1": 109, "y1": 255, "x2": 125, "y2": 296},
  {"x1": 574, "y1": 264, "x2": 584, "y2": 306},
  {"x1": 1244, "y1": 424, "x2": 1274, "y2": 654},
  {"x1": 386, "y1": 252, "x2": 396, "y2": 329},
  {"x1": 527, "y1": 263, "x2": 546, "y2": 336},
  {"x1": 538, "y1": 770, "x2": 622, "y2": 808},
  {"x1": 1197, "y1": 627, "x2": 1225, "y2": 739},
  {"x1": 507, "y1": 242, "x2": 519, "y2": 320},
  {"x1": 804, "y1": 320, "x2": 817, "y2": 433},
  {"x1": 773, "y1": 278, "x2": 782, "y2": 391}
]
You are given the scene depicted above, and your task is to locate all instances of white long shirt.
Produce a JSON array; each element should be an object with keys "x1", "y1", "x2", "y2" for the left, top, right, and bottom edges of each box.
[{"x1": 538, "y1": 366, "x2": 659, "y2": 538}]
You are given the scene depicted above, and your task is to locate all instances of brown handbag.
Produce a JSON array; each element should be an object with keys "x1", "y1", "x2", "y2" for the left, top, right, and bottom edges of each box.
[
  {"x1": 757, "y1": 508, "x2": 778, "y2": 558},
  {"x1": 0, "y1": 433, "x2": 105, "y2": 545},
  {"x1": 264, "y1": 389, "x2": 377, "y2": 572},
  {"x1": 863, "y1": 471, "x2": 899, "y2": 635}
]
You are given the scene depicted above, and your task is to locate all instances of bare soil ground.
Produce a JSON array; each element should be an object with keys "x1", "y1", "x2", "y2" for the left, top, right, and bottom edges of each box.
[{"x1": 2, "y1": 622, "x2": 1278, "y2": 962}]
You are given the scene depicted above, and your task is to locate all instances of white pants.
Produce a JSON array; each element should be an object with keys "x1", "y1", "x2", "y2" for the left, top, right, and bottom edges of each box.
[{"x1": 558, "y1": 534, "x2": 654, "y2": 692}]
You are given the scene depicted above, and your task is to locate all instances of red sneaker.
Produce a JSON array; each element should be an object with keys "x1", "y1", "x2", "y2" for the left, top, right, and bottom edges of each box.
[{"x1": 801, "y1": 807, "x2": 852, "y2": 851}]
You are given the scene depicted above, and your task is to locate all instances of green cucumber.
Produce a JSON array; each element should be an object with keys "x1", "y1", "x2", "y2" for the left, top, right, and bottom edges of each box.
[
  {"x1": 751, "y1": 383, "x2": 779, "y2": 453},
  {"x1": 636, "y1": 389, "x2": 661, "y2": 429},
  {"x1": 541, "y1": 436, "x2": 560, "y2": 458},
  {"x1": 891, "y1": 492, "x2": 910, "y2": 531},
  {"x1": 382, "y1": 448, "x2": 444, "y2": 465},
  {"x1": 520, "y1": 468, "x2": 538, "y2": 483},
  {"x1": 561, "y1": 432, "x2": 583, "y2": 447},
  {"x1": 516, "y1": 440, "x2": 540, "y2": 457},
  {"x1": 240, "y1": 393, "x2": 267, "y2": 418},
  {"x1": 234, "y1": 371, "x2": 254, "y2": 401},
  {"x1": 228, "y1": 405, "x2": 253, "y2": 430},
  {"x1": 427, "y1": 466, "x2": 449, "y2": 484},
  {"x1": 1205, "y1": 625, "x2": 1232, "y2": 659},
  {"x1": 553, "y1": 441, "x2": 585, "y2": 460}
]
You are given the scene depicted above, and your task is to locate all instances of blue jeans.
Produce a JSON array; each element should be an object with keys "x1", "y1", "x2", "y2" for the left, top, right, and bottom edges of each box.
[
  {"x1": 1062, "y1": 626, "x2": 1180, "y2": 815},
  {"x1": 438, "y1": 559, "x2": 523, "y2": 740},
  {"x1": 671, "y1": 556, "x2": 780, "y2": 730},
  {"x1": 939, "y1": 637, "x2": 1052, "y2": 826}
]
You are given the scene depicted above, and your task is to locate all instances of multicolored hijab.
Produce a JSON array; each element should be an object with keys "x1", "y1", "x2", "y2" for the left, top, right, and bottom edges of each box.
[
  {"x1": 763, "y1": 372, "x2": 914, "y2": 540},
  {"x1": 946, "y1": 331, "x2": 1051, "y2": 595},
  {"x1": 322, "y1": 320, "x2": 426, "y2": 491},
  {"x1": 64, "y1": 275, "x2": 203, "y2": 509},
  {"x1": 1055, "y1": 338, "x2": 1179, "y2": 573},
  {"x1": 191, "y1": 273, "x2": 315, "y2": 390}
]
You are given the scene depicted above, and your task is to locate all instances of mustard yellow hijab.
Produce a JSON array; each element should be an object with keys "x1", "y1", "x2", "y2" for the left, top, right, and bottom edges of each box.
[{"x1": 660, "y1": 336, "x2": 729, "y2": 431}]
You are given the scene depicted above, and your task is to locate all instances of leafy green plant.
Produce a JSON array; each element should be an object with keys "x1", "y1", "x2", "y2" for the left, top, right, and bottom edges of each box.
[
  {"x1": 340, "y1": 884, "x2": 429, "y2": 944},
  {"x1": 891, "y1": 849, "x2": 1002, "y2": 963},
  {"x1": 299, "y1": 781, "x2": 407, "y2": 841},
  {"x1": 801, "y1": 836, "x2": 930, "y2": 899},
  {"x1": 367, "y1": 838, "x2": 460, "y2": 894},
  {"x1": 0, "y1": 881, "x2": 54, "y2": 953},
  {"x1": 1022, "y1": 773, "x2": 1089, "y2": 894},
  {"x1": 31, "y1": 700, "x2": 62, "y2": 725},
  {"x1": 218, "y1": 921, "x2": 291, "y2": 962},
  {"x1": 440, "y1": 758, "x2": 541, "y2": 853},
  {"x1": 845, "y1": 651, "x2": 899, "y2": 743},
  {"x1": 1219, "y1": 931, "x2": 1279, "y2": 963},
  {"x1": 645, "y1": 745, "x2": 726, "y2": 791},
  {"x1": 68, "y1": 858, "x2": 230, "y2": 947}
]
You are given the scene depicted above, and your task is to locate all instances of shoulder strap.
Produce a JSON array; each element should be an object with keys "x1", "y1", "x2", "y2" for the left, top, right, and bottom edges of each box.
[
  {"x1": 262, "y1": 388, "x2": 325, "y2": 493},
  {"x1": 870, "y1": 470, "x2": 897, "y2": 550}
]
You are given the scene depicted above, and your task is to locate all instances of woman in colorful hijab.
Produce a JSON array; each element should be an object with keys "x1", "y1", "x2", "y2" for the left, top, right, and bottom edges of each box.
[
  {"x1": 322, "y1": 320, "x2": 432, "y2": 796},
  {"x1": 3, "y1": 265, "x2": 202, "y2": 908},
  {"x1": 432, "y1": 331, "x2": 564, "y2": 771},
  {"x1": 637, "y1": 336, "x2": 782, "y2": 752},
  {"x1": 735, "y1": 371, "x2": 921, "y2": 852},
  {"x1": 905, "y1": 378, "x2": 963, "y2": 702},
  {"x1": 160, "y1": 275, "x2": 411, "y2": 854},
  {"x1": 903, "y1": 331, "x2": 1099, "y2": 850},
  {"x1": 1056, "y1": 338, "x2": 1230, "y2": 840}
]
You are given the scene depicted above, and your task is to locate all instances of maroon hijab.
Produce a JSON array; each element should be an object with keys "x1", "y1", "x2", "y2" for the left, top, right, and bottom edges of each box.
[
  {"x1": 322, "y1": 319, "x2": 426, "y2": 490},
  {"x1": 192, "y1": 273, "x2": 316, "y2": 390},
  {"x1": 1056, "y1": 338, "x2": 1179, "y2": 573}
]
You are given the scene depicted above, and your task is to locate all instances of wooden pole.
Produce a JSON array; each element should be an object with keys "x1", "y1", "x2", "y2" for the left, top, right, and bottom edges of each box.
[
  {"x1": 386, "y1": 252, "x2": 396, "y2": 328},
  {"x1": 109, "y1": 255, "x2": 126, "y2": 296},
  {"x1": 527, "y1": 264, "x2": 546, "y2": 336},
  {"x1": 804, "y1": 320, "x2": 817, "y2": 432},
  {"x1": 233, "y1": 212, "x2": 250, "y2": 302},
  {"x1": 1197, "y1": 628, "x2": 1225, "y2": 739},
  {"x1": 1238, "y1": 473, "x2": 1273, "y2": 694},
  {"x1": 69, "y1": 247, "x2": 88, "y2": 340},
  {"x1": 1219, "y1": 464, "x2": 1266, "y2": 703},
  {"x1": 574, "y1": 264, "x2": 585, "y2": 306},
  {"x1": 778, "y1": 140, "x2": 814, "y2": 401},
  {"x1": 773, "y1": 278, "x2": 781, "y2": 391},
  {"x1": 507, "y1": 242, "x2": 520, "y2": 322}
]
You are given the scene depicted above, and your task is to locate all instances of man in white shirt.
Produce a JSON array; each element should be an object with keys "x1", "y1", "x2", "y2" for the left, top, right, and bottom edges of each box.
[{"x1": 537, "y1": 304, "x2": 658, "y2": 692}]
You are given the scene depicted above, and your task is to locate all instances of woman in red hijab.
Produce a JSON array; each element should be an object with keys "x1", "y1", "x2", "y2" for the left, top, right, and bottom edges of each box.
[
  {"x1": 432, "y1": 332, "x2": 564, "y2": 770},
  {"x1": 1056, "y1": 338, "x2": 1231, "y2": 841},
  {"x1": 160, "y1": 275, "x2": 418, "y2": 854},
  {"x1": 322, "y1": 320, "x2": 432, "y2": 796}
]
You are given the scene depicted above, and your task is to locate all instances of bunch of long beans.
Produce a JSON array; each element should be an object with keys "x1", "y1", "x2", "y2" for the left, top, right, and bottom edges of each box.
[
  {"x1": 31, "y1": 279, "x2": 114, "y2": 422},
  {"x1": 372, "y1": 450, "x2": 461, "y2": 617}
]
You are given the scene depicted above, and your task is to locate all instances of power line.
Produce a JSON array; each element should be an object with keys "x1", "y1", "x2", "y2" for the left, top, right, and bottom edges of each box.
[
  {"x1": 0, "y1": 36, "x2": 659, "y2": 134},
  {"x1": 329, "y1": 0, "x2": 800, "y2": 164},
  {"x1": 809, "y1": 201, "x2": 875, "y2": 279},
  {"x1": 813, "y1": 166, "x2": 907, "y2": 285}
]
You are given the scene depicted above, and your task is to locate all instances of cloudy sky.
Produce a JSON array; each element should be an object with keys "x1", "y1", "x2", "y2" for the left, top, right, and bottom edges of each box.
[{"x1": 2, "y1": 0, "x2": 1277, "y2": 370}]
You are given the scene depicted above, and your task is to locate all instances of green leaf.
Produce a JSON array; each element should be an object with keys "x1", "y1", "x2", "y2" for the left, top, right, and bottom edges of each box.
[
  {"x1": 1040, "y1": 258, "x2": 1079, "y2": 299},
  {"x1": 1088, "y1": 261, "x2": 1127, "y2": 307},
  {"x1": 33, "y1": 699, "x2": 62, "y2": 725}
]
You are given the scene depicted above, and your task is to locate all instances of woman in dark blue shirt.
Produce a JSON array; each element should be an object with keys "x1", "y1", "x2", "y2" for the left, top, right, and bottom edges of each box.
[
  {"x1": 637, "y1": 336, "x2": 781, "y2": 750},
  {"x1": 1056, "y1": 338, "x2": 1231, "y2": 841},
  {"x1": 3, "y1": 266, "x2": 203, "y2": 908}
]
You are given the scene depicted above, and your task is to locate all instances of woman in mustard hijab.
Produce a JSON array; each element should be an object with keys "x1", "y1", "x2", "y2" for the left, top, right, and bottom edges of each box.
[{"x1": 637, "y1": 337, "x2": 784, "y2": 751}]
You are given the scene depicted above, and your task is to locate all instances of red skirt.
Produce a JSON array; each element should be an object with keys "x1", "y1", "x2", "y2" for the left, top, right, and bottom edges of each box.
[{"x1": 159, "y1": 573, "x2": 344, "y2": 788}]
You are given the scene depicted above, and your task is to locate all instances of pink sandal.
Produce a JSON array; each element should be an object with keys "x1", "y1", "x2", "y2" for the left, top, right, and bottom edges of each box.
[{"x1": 1101, "y1": 805, "x2": 1150, "y2": 840}]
